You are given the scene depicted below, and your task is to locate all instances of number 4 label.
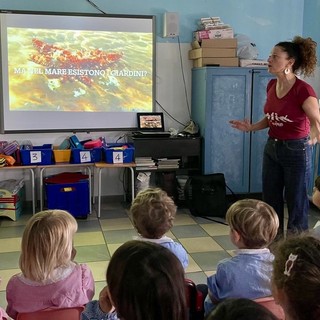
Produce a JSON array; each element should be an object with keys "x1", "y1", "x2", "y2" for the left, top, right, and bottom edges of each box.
[
  {"x1": 79, "y1": 151, "x2": 91, "y2": 163},
  {"x1": 113, "y1": 151, "x2": 123, "y2": 163}
]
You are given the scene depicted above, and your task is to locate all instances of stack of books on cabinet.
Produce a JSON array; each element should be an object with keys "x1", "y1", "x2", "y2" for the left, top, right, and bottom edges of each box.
[
  {"x1": 189, "y1": 16, "x2": 238, "y2": 67},
  {"x1": 135, "y1": 157, "x2": 157, "y2": 171},
  {"x1": 193, "y1": 17, "x2": 234, "y2": 41},
  {"x1": 157, "y1": 158, "x2": 180, "y2": 170}
]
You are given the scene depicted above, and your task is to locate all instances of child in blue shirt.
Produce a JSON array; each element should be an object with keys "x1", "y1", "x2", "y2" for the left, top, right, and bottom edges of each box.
[
  {"x1": 131, "y1": 187, "x2": 189, "y2": 269},
  {"x1": 205, "y1": 199, "x2": 279, "y2": 315}
]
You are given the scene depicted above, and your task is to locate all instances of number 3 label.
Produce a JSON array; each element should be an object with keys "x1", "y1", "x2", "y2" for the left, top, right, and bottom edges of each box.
[
  {"x1": 113, "y1": 151, "x2": 123, "y2": 163},
  {"x1": 30, "y1": 151, "x2": 41, "y2": 164},
  {"x1": 79, "y1": 151, "x2": 91, "y2": 163}
]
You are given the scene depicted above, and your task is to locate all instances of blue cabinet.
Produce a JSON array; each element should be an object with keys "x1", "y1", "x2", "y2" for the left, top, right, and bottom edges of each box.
[{"x1": 191, "y1": 67, "x2": 273, "y2": 194}]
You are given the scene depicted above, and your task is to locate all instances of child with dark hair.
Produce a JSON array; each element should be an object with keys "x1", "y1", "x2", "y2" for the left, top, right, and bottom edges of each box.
[
  {"x1": 131, "y1": 187, "x2": 188, "y2": 269},
  {"x1": 272, "y1": 235, "x2": 320, "y2": 320},
  {"x1": 205, "y1": 298, "x2": 278, "y2": 320},
  {"x1": 205, "y1": 199, "x2": 279, "y2": 314},
  {"x1": 82, "y1": 240, "x2": 187, "y2": 320}
]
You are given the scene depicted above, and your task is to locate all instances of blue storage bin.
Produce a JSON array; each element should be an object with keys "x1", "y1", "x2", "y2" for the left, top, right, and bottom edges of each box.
[
  {"x1": 45, "y1": 177, "x2": 89, "y2": 218},
  {"x1": 104, "y1": 143, "x2": 134, "y2": 164},
  {"x1": 71, "y1": 147, "x2": 102, "y2": 163},
  {"x1": 20, "y1": 144, "x2": 53, "y2": 165}
]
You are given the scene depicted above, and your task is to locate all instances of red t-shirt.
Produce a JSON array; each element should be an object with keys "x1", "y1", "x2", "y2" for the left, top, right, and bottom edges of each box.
[{"x1": 264, "y1": 78, "x2": 317, "y2": 140}]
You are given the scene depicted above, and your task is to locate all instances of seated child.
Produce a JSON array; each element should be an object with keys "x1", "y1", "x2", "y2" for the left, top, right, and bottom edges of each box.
[
  {"x1": 82, "y1": 240, "x2": 187, "y2": 320},
  {"x1": 82, "y1": 285, "x2": 117, "y2": 320},
  {"x1": 205, "y1": 199, "x2": 279, "y2": 314},
  {"x1": 130, "y1": 187, "x2": 188, "y2": 269},
  {"x1": 205, "y1": 298, "x2": 278, "y2": 320},
  {"x1": 6, "y1": 209, "x2": 95, "y2": 319},
  {"x1": 272, "y1": 235, "x2": 320, "y2": 320}
]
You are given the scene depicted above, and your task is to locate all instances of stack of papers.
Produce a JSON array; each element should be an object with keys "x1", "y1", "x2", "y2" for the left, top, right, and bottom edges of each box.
[
  {"x1": 198, "y1": 17, "x2": 231, "y2": 31},
  {"x1": 157, "y1": 158, "x2": 180, "y2": 169},
  {"x1": 135, "y1": 157, "x2": 157, "y2": 170},
  {"x1": 239, "y1": 59, "x2": 268, "y2": 67}
]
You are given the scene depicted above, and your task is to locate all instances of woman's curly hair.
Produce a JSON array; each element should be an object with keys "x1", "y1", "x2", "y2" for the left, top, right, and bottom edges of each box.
[{"x1": 276, "y1": 36, "x2": 317, "y2": 77}]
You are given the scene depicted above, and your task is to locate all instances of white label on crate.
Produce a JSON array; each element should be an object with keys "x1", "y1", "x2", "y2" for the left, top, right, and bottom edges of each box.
[
  {"x1": 113, "y1": 151, "x2": 123, "y2": 163},
  {"x1": 80, "y1": 151, "x2": 91, "y2": 163},
  {"x1": 30, "y1": 151, "x2": 41, "y2": 163}
]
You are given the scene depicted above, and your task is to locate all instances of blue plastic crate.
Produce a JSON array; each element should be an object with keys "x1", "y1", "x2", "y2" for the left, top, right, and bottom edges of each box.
[
  {"x1": 71, "y1": 147, "x2": 102, "y2": 163},
  {"x1": 104, "y1": 143, "x2": 134, "y2": 164},
  {"x1": 45, "y1": 179, "x2": 89, "y2": 218},
  {"x1": 20, "y1": 144, "x2": 53, "y2": 165}
]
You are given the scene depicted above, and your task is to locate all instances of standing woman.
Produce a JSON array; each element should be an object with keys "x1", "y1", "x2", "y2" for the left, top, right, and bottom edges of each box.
[{"x1": 230, "y1": 36, "x2": 320, "y2": 235}]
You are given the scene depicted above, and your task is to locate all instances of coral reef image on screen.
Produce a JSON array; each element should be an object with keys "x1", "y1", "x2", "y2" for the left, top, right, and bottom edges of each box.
[{"x1": 7, "y1": 28, "x2": 153, "y2": 112}]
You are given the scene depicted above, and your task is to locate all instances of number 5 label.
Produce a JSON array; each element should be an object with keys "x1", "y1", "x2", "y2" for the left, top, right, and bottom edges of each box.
[{"x1": 113, "y1": 151, "x2": 123, "y2": 163}]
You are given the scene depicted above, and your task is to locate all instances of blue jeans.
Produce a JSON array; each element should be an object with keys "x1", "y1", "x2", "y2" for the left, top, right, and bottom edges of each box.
[{"x1": 262, "y1": 137, "x2": 312, "y2": 234}]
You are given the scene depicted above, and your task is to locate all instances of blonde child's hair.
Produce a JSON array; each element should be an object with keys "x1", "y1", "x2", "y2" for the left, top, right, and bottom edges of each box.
[
  {"x1": 130, "y1": 187, "x2": 176, "y2": 239},
  {"x1": 19, "y1": 209, "x2": 78, "y2": 282},
  {"x1": 226, "y1": 199, "x2": 279, "y2": 248},
  {"x1": 315, "y1": 176, "x2": 320, "y2": 191}
]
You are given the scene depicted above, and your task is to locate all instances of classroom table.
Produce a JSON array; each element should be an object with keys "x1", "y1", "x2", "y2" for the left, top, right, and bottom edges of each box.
[{"x1": 95, "y1": 162, "x2": 136, "y2": 218}]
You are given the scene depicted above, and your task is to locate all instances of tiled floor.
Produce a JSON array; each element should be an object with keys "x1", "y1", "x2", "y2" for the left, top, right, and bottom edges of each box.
[{"x1": 1, "y1": 199, "x2": 320, "y2": 311}]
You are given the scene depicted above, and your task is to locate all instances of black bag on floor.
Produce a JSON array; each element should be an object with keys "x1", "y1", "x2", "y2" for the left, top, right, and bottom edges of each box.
[
  {"x1": 184, "y1": 173, "x2": 227, "y2": 218},
  {"x1": 156, "y1": 171, "x2": 178, "y2": 202}
]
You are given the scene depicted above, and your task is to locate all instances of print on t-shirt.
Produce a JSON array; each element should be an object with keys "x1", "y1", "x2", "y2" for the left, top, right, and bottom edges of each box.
[{"x1": 266, "y1": 112, "x2": 293, "y2": 127}]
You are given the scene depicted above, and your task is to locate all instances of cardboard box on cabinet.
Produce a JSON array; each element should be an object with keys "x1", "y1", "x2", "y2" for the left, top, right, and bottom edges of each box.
[
  {"x1": 189, "y1": 48, "x2": 237, "y2": 59},
  {"x1": 189, "y1": 38, "x2": 238, "y2": 67},
  {"x1": 201, "y1": 38, "x2": 237, "y2": 48},
  {"x1": 193, "y1": 28, "x2": 234, "y2": 41},
  {"x1": 193, "y1": 57, "x2": 239, "y2": 68}
]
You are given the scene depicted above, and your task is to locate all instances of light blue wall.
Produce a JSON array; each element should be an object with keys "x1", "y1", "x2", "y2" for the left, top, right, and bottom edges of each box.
[
  {"x1": 0, "y1": 0, "x2": 318, "y2": 198},
  {"x1": 303, "y1": 0, "x2": 320, "y2": 58},
  {"x1": 0, "y1": 0, "x2": 309, "y2": 60}
]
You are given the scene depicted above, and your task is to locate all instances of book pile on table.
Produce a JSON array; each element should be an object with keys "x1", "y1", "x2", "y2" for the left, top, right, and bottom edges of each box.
[
  {"x1": 157, "y1": 158, "x2": 180, "y2": 169},
  {"x1": 135, "y1": 157, "x2": 157, "y2": 170}
]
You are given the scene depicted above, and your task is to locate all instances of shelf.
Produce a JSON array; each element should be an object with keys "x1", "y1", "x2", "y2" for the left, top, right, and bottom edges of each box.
[{"x1": 133, "y1": 136, "x2": 201, "y2": 174}]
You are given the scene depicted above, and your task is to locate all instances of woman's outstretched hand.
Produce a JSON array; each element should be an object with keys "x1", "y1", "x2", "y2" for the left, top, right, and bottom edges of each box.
[{"x1": 229, "y1": 119, "x2": 252, "y2": 132}]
